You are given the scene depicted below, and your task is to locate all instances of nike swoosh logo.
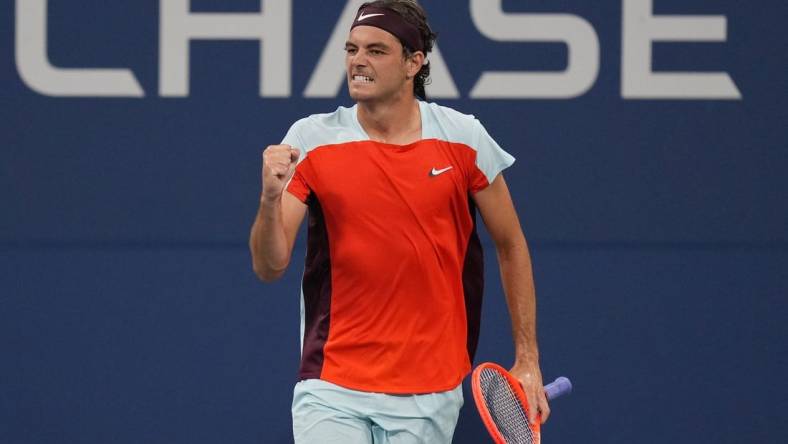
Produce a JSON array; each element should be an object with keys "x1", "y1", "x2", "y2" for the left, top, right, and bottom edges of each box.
[
  {"x1": 357, "y1": 12, "x2": 384, "y2": 21},
  {"x1": 429, "y1": 166, "x2": 453, "y2": 177}
]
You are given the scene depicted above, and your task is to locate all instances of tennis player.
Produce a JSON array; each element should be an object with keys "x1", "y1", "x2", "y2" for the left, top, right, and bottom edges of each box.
[{"x1": 249, "y1": 1, "x2": 549, "y2": 442}]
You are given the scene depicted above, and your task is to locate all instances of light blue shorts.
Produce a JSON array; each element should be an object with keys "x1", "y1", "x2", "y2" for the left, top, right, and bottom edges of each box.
[{"x1": 292, "y1": 379, "x2": 464, "y2": 444}]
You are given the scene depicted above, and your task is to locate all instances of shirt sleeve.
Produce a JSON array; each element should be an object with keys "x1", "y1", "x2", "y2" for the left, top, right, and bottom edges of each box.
[
  {"x1": 281, "y1": 120, "x2": 312, "y2": 203},
  {"x1": 468, "y1": 119, "x2": 516, "y2": 193},
  {"x1": 286, "y1": 168, "x2": 311, "y2": 203}
]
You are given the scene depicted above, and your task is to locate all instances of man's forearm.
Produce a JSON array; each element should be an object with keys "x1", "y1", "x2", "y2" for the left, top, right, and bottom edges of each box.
[
  {"x1": 250, "y1": 197, "x2": 290, "y2": 281},
  {"x1": 497, "y1": 236, "x2": 551, "y2": 423},
  {"x1": 496, "y1": 238, "x2": 539, "y2": 364}
]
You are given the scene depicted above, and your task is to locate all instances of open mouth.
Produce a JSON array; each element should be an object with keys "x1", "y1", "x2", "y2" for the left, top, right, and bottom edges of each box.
[{"x1": 352, "y1": 75, "x2": 374, "y2": 84}]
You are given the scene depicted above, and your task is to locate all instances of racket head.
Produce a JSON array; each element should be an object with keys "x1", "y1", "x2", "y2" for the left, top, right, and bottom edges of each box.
[{"x1": 471, "y1": 362, "x2": 541, "y2": 444}]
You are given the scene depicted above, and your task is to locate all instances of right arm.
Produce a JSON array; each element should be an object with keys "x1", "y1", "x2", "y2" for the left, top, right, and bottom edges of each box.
[{"x1": 249, "y1": 144, "x2": 307, "y2": 282}]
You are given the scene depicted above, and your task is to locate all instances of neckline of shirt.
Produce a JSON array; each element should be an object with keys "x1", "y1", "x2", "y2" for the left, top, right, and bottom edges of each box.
[{"x1": 352, "y1": 101, "x2": 431, "y2": 148}]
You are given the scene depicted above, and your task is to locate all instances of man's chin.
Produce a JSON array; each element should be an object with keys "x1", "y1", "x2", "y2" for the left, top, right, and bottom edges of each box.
[{"x1": 349, "y1": 89, "x2": 375, "y2": 102}]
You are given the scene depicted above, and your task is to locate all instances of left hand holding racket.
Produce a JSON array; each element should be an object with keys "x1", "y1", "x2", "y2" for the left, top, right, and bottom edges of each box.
[{"x1": 509, "y1": 361, "x2": 551, "y2": 424}]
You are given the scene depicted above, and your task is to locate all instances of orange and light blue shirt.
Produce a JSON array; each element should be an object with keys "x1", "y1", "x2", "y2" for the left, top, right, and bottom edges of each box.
[{"x1": 283, "y1": 101, "x2": 515, "y2": 394}]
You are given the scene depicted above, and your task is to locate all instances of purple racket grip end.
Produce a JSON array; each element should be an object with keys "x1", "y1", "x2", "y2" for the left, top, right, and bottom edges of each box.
[{"x1": 544, "y1": 376, "x2": 572, "y2": 401}]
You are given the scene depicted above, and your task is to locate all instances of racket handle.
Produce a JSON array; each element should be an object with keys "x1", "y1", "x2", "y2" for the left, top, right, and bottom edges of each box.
[{"x1": 544, "y1": 376, "x2": 572, "y2": 400}]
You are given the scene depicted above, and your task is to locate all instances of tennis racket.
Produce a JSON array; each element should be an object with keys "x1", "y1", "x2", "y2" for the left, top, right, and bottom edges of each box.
[{"x1": 471, "y1": 362, "x2": 572, "y2": 444}]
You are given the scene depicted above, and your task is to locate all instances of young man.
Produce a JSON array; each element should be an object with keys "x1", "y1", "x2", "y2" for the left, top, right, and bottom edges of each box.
[{"x1": 249, "y1": 1, "x2": 549, "y2": 442}]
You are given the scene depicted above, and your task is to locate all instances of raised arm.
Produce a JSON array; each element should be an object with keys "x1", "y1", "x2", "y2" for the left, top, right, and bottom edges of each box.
[
  {"x1": 473, "y1": 173, "x2": 550, "y2": 424},
  {"x1": 249, "y1": 144, "x2": 307, "y2": 282}
]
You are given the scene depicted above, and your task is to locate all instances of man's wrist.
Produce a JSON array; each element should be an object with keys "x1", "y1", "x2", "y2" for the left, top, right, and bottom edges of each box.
[
  {"x1": 260, "y1": 193, "x2": 282, "y2": 207},
  {"x1": 514, "y1": 348, "x2": 540, "y2": 366}
]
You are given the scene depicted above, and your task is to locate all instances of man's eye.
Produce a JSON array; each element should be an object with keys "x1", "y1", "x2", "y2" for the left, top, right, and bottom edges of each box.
[
  {"x1": 370, "y1": 50, "x2": 383, "y2": 55},
  {"x1": 345, "y1": 48, "x2": 357, "y2": 54}
]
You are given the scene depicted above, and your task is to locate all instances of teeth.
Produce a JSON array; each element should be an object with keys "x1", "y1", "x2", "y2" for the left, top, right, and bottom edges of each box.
[{"x1": 353, "y1": 75, "x2": 373, "y2": 83}]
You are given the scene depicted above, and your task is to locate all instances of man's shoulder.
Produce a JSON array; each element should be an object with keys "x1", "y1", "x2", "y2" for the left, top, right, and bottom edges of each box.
[
  {"x1": 421, "y1": 101, "x2": 482, "y2": 145},
  {"x1": 285, "y1": 105, "x2": 363, "y2": 153},
  {"x1": 422, "y1": 101, "x2": 477, "y2": 124},
  {"x1": 290, "y1": 105, "x2": 356, "y2": 132}
]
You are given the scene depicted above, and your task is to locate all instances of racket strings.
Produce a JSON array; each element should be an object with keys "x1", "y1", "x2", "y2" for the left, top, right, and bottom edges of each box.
[{"x1": 479, "y1": 368, "x2": 535, "y2": 444}]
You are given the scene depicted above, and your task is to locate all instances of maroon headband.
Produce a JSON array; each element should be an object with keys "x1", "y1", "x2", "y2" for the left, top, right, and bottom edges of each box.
[{"x1": 350, "y1": 5, "x2": 424, "y2": 52}]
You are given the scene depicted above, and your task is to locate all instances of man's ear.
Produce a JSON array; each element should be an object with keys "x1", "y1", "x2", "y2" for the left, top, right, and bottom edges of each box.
[{"x1": 407, "y1": 51, "x2": 425, "y2": 78}]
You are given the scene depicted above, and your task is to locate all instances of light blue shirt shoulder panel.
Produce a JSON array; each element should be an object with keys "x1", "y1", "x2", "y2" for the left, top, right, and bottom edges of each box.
[{"x1": 280, "y1": 106, "x2": 365, "y2": 166}]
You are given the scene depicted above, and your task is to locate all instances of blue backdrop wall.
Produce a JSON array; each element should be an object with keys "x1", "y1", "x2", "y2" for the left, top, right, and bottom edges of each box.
[{"x1": 2, "y1": 1, "x2": 786, "y2": 443}]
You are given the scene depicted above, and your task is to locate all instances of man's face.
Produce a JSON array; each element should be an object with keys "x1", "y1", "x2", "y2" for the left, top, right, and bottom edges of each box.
[{"x1": 345, "y1": 26, "x2": 414, "y2": 103}]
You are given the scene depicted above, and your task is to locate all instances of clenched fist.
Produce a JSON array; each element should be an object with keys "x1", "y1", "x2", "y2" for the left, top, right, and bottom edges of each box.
[{"x1": 261, "y1": 144, "x2": 300, "y2": 202}]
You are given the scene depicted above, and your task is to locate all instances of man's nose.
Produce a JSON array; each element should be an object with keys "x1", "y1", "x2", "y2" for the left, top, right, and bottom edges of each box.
[{"x1": 351, "y1": 51, "x2": 368, "y2": 67}]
